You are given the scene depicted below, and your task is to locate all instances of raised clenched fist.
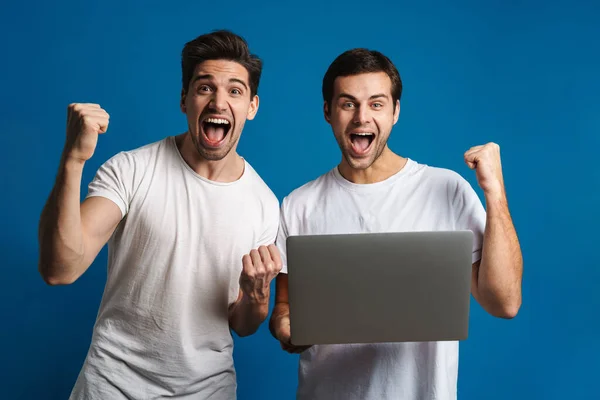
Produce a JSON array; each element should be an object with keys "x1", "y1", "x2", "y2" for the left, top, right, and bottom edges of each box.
[
  {"x1": 65, "y1": 103, "x2": 110, "y2": 162},
  {"x1": 464, "y1": 142, "x2": 505, "y2": 198}
]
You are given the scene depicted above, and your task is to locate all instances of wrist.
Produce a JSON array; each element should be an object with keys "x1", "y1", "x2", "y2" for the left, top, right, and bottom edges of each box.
[
  {"x1": 240, "y1": 286, "x2": 270, "y2": 306},
  {"x1": 483, "y1": 188, "x2": 506, "y2": 204},
  {"x1": 241, "y1": 293, "x2": 270, "y2": 308},
  {"x1": 61, "y1": 152, "x2": 86, "y2": 170}
]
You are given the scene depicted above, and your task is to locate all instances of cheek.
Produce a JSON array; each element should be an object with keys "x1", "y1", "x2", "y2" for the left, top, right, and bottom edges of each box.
[
  {"x1": 330, "y1": 115, "x2": 347, "y2": 130},
  {"x1": 374, "y1": 115, "x2": 394, "y2": 131},
  {"x1": 187, "y1": 96, "x2": 207, "y2": 114},
  {"x1": 232, "y1": 102, "x2": 252, "y2": 122}
]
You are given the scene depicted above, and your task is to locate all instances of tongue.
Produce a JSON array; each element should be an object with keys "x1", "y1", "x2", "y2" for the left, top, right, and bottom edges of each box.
[
  {"x1": 352, "y1": 136, "x2": 370, "y2": 153},
  {"x1": 205, "y1": 125, "x2": 226, "y2": 143}
]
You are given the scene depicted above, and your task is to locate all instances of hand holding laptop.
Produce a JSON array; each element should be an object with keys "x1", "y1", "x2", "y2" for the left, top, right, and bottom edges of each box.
[{"x1": 273, "y1": 312, "x2": 312, "y2": 354}]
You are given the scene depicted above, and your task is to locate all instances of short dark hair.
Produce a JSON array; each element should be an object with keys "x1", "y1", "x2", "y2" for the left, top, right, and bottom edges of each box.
[
  {"x1": 181, "y1": 30, "x2": 262, "y2": 98},
  {"x1": 322, "y1": 48, "x2": 402, "y2": 110}
]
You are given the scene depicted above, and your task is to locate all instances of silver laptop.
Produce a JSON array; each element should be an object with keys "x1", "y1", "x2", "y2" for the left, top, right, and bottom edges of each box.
[{"x1": 286, "y1": 230, "x2": 474, "y2": 346}]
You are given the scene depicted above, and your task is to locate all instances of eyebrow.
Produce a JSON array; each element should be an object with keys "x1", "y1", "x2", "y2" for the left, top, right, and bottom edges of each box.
[
  {"x1": 192, "y1": 74, "x2": 249, "y2": 91},
  {"x1": 338, "y1": 93, "x2": 389, "y2": 101}
]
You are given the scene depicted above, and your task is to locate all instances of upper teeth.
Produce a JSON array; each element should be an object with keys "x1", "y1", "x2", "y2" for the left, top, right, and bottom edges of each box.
[
  {"x1": 355, "y1": 132, "x2": 374, "y2": 136},
  {"x1": 206, "y1": 118, "x2": 230, "y2": 125}
]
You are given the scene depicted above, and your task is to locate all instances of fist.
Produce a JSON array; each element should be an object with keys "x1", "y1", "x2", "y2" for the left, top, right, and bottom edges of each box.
[
  {"x1": 464, "y1": 142, "x2": 505, "y2": 197},
  {"x1": 65, "y1": 103, "x2": 110, "y2": 162},
  {"x1": 240, "y1": 245, "x2": 282, "y2": 303}
]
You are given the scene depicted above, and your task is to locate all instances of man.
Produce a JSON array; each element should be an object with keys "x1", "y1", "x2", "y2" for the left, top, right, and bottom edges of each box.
[
  {"x1": 269, "y1": 48, "x2": 523, "y2": 399},
  {"x1": 38, "y1": 30, "x2": 282, "y2": 399}
]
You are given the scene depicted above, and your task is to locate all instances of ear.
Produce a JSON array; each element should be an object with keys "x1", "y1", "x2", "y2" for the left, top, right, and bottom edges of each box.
[
  {"x1": 323, "y1": 101, "x2": 331, "y2": 124},
  {"x1": 246, "y1": 95, "x2": 260, "y2": 121},
  {"x1": 180, "y1": 89, "x2": 187, "y2": 113},
  {"x1": 392, "y1": 99, "x2": 400, "y2": 125}
]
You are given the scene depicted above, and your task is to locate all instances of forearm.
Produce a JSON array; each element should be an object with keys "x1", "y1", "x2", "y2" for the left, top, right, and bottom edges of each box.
[
  {"x1": 38, "y1": 154, "x2": 87, "y2": 284},
  {"x1": 229, "y1": 290, "x2": 270, "y2": 337},
  {"x1": 269, "y1": 301, "x2": 289, "y2": 338},
  {"x1": 477, "y1": 192, "x2": 523, "y2": 318}
]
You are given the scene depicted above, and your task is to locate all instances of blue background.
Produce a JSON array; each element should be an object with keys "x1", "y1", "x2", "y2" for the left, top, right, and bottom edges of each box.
[{"x1": 1, "y1": 0, "x2": 598, "y2": 399}]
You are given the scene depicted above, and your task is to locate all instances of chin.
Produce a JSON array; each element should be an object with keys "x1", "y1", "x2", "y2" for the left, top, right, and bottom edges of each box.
[
  {"x1": 344, "y1": 152, "x2": 375, "y2": 170},
  {"x1": 190, "y1": 133, "x2": 234, "y2": 161},
  {"x1": 196, "y1": 144, "x2": 234, "y2": 161}
]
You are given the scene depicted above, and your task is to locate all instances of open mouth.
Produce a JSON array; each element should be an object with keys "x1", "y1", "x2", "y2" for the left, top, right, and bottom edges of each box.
[
  {"x1": 349, "y1": 132, "x2": 375, "y2": 155},
  {"x1": 201, "y1": 117, "x2": 232, "y2": 146}
]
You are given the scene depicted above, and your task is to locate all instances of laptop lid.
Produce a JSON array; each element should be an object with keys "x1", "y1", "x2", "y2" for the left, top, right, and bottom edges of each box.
[{"x1": 286, "y1": 230, "x2": 474, "y2": 346}]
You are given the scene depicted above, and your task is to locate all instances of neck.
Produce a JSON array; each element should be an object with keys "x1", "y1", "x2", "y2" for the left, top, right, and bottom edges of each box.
[
  {"x1": 338, "y1": 146, "x2": 407, "y2": 184},
  {"x1": 176, "y1": 133, "x2": 244, "y2": 182}
]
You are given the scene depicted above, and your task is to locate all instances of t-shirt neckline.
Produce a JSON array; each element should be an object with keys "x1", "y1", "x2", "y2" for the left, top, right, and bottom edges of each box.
[
  {"x1": 331, "y1": 158, "x2": 416, "y2": 193},
  {"x1": 168, "y1": 136, "x2": 248, "y2": 186}
]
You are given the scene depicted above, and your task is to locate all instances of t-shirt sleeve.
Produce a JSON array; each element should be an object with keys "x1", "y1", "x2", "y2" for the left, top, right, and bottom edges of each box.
[
  {"x1": 254, "y1": 196, "x2": 280, "y2": 248},
  {"x1": 452, "y1": 175, "x2": 487, "y2": 264},
  {"x1": 276, "y1": 201, "x2": 290, "y2": 274},
  {"x1": 86, "y1": 151, "x2": 136, "y2": 219}
]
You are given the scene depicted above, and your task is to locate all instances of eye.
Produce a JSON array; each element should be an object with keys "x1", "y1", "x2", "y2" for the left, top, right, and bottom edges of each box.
[
  {"x1": 231, "y1": 88, "x2": 242, "y2": 95},
  {"x1": 197, "y1": 85, "x2": 212, "y2": 93},
  {"x1": 372, "y1": 103, "x2": 383, "y2": 108},
  {"x1": 343, "y1": 102, "x2": 355, "y2": 109}
]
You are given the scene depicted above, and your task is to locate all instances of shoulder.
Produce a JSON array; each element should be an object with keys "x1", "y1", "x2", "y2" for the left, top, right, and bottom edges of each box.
[
  {"x1": 281, "y1": 170, "x2": 334, "y2": 216},
  {"x1": 100, "y1": 137, "x2": 170, "y2": 172},
  {"x1": 412, "y1": 160, "x2": 465, "y2": 184},
  {"x1": 243, "y1": 161, "x2": 280, "y2": 210},
  {"x1": 410, "y1": 159, "x2": 475, "y2": 195}
]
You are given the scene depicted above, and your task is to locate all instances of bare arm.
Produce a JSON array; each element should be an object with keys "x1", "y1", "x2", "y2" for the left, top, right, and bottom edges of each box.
[
  {"x1": 228, "y1": 289, "x2": 270, "y2": 337},
  {"x1": 38, "y1": 158, "x2": 121, "y2": 284},
  {"x1": 464, "y1": 142, "x2": 523, "y2": 319},
  {"x1": 269, "y1": 273, "x2": 311, "y2": 353},
  {"x1": 38, "y1": 103, "x2": 121, "y2": 285},
  {"x1": 471, "y1": 193, "x2": 523, "y2": 318},
  {"x1": 228, "y1": 245, "x2": 282, "y2": 337}
]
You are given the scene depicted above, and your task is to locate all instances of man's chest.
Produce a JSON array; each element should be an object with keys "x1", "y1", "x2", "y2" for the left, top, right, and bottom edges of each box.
[
  {"x1": 296, "y1": 190, "x2": 455, "y2": 235},
  {"x1": 126, "y1": 180, "x2": 263, "y2": 257}
]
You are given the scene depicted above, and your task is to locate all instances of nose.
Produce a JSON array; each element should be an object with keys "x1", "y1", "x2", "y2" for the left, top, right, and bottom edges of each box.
[
  {"x1": 353, "y1": 105, "x2": 371, "y2": 125},
  {"x1": 209, "y1": 89, "x2": 228, "y2": 112}
]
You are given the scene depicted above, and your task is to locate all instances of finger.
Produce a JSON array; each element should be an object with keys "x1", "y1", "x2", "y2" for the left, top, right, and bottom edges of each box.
[
  {"x1": 464, "y1": 148, "x2": 480, "y2": 161},
  {"x1": 249, "y1": 249, "x2": 263, "y2": 274},
  {"x1": 80, "y1": 109, "x2": 109, "y2": 118},
  {"x1": 280, "y1": 340, "x2": 300, "y2": 353},
  {"x1": 259, "y1": 245, "x2": 278, "y2": 275},
  {"x1": 68, "y1": 103, "x2": 101, "y2": 112},
  {"x1": 242, "y1": 254, "x2": 254, "y2": 278},
  {"x1": 98, "y1": 122, "x2": 109, "y2": 134},
  {"x1": 281, "y1": 342, "x2": 295, "y2": 353},
  {"x1": 290, "y1": 344, "x2": 311, "y2": 354},
  {"x1": 81, "y1": 115, "x2": 110, "y2": 134},
  {"x1": 258, "y1": 245, "x2": 271, "y2": 264},
  {"x1": 465, "y1": 145, "x2": 483, "y2": 154},
  {"x1": 464, "y1": 150, "x2": 480, "y2": 168},
  {"x1": 267, "y1": 244, "x2": 283, "y2": 272}
]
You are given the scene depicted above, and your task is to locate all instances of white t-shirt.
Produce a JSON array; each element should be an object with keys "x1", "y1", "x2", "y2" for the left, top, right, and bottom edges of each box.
[
  {"x1": 277, "y1": 158, "x2": 486, "y2": 400},
  {"x1": 69, "y1": 136, "x2": 279, "y2": 400}
]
